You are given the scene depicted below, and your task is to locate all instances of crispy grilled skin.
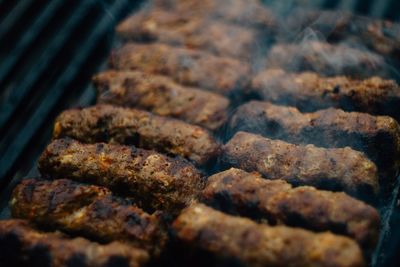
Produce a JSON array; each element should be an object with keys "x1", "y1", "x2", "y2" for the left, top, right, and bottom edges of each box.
[
  {"x1": 110, "y1": 43, "x2": 250, "y2": 96},
  {"x1": 52, "y1": 104, "x2": 220, "y2": 165},
  {"x1": 11, "y1": 179, "x2": 166, "y2": 255},
  {"x1": 228, "y1": 101, "x2": 400, "y2": 180},
  {"x1": 116, "y1": 9, "x2": 258, "y2": 60},
  {"x1": 153, "y1": 0, "x2": 276, "y2": 29},
  {"x1": 93, "y1": 70, "x2": 229, "y2": 131},
  {"x1": 251, "y1": 69, "x2": 400, "y2": 121},
  {"x1": 223, "y1": 131, "x2": 379, "y2": 196},
  {"x1": 172, "y1": 203, "x2": 365, "y2": 267},
  {"x1": 38, "y1": 139, "x2": 204, "y2": 213},
  {"x1": 201, "y1": 168, "x2": 380, "y2": 250},
  {"x1": 266, "y1": 41, "x2": 387, "y2": 78},
  {"x1": 0, "y1": 219, "x2": 149, "y2": 267}
]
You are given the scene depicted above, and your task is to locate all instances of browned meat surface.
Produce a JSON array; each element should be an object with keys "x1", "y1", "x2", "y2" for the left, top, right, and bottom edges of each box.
[
  {"x1": 266, "y1": 41, "x2": 388, "y2": 78},
  {"x1": 116, "y1": 9, "x2": 258, "y2": 60},
  {"x1": 251, "y1": 69, "x2": 400, "y2": 121},
  {"x1": 11, "y1": 179, "x2": 167, "y2": 256},
  {"x1": 283, "y1": 9, "x2": 400, "y2": 60},
  {"x1": 0, "y1": 219, "x2": 149, "y2": 267},
  {"x1": 38, "y1": 139, "x2": 204, "y2": 213},
  {"x1": 93, "y1": 70, "x2": 229, "y2": 131},
  {"x1": 351, "y1": 18, "x2": 400, "y2": 61},
  {"x1": 110, "y1": 43, "x2": 250, "y2": 97},
  {"x1": 223, "y1": 131, "x2": 379, "y2": 197},
  {"x1": 280, "y1": 8, "x2": 353, "y2": 41},
  {"x1": 172, "y1": 203, "x2": 365, "y2": 267},
  {"x1": 201, "y1": 168, "x2": 380, "y2": 250},
  {"x1": 52, "y1": 104, "x2": 220, "y2": 165},
  {"x1": 228, "y1": 101, "x2": 400, "y2": 181},
  {"x1": 153, "y1": 0, "x2": 277, "y2": 29}
]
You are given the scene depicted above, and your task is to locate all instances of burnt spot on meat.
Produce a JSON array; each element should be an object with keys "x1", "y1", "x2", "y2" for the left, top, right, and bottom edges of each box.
[
  {"x1": 333, "y1": 85, "x2": 341, "y2": 94},
  {"x1": 125, "y1": 212, "x2": 146, "y2": 229},
  {"x1": 21, "y1": 182, "x2": 35, "y2": 203},
  {"x1": 91, "y1": 199, "x2": 114, "y2": 220},
  {"x1": 95, "y1": 143, "x2": 105, "y2": 153}
]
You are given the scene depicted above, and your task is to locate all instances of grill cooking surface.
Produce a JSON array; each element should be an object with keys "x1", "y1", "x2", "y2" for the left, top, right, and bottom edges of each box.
[{"x1": 0, "y1": 0, "x2": 400, "y2": 267}]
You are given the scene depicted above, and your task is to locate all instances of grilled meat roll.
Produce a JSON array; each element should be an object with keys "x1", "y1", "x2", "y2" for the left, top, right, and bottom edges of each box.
[
  {"x1": 283, "y1": 9, "x2": 400, "y2": 61},
  {"x1": 116, "y1": 9, "x2": 258, "y2": 60},
  {"x1": 222, "y1": 131, "x2": 379, "y2": 197},
  {"x1": 172, "y1": 203, "x2": 365, "y2": 267},
  {"x1": 0, "y1": 219, "x2": 149, "y2": 267},
  {"x1": 110, "y1": 43, "x2": 250, "y2": 97},
  {"x1": 38, "y1": 139, "x2": 204, "y2": 213},
  {"x1": 266, "y1": 41, "x2": 388, "y2": 78},
  {"x1": 52, "y1": 104, "x2": 220, "y2": 165},
  {"x1": 11, "y1": 179, "x2": 167, "y2": 255},
  {"x1": 93, "y1": 70, "x2": 230, "y2": 131},
  {"x1": 250, "y1": 69, "x2": 400, "y2": 121},
  {"x1": 228, "y1": 101, "x2": 400, "y2": 180},
  {"x1": 279, "y1": 8, "x2": 353, "y2": 41},
  {"x1": 201, "y1": 168, "x2": 380, "y2": 250},
  {"x1": 153, "y1": 0, "x2": 276, "y2": 29}
]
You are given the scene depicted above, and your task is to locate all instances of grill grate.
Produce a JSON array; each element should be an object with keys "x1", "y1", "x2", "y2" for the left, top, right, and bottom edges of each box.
[{"x1": 0, "y1": 0, "x2": 145, "y2": 190}]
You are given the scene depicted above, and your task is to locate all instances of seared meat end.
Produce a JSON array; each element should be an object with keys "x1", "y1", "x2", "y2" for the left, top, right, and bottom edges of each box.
[
  {"x1": 222, "y1": 131, "x2": 379, "y2": 197},
  {"x1": 251, "y1": 69, "x2": 400, "y2": 121},
  {"x1": 110, "y1": 43, "x2": 250, "y2": 97},
  {"x1": 0, "y1": 219, "x2": 149, "y2": 267},
  {"x1": 172, "y1": 203, "x2": 365, "y2": 267},
  {"x1": 93, "y1": 70, "x2": 229, "y2": 131},
  {"x1": 52, "y1": 104, "x2": 221, "y2": 165},
  {"x1": 228, "y1": 101, "x2": 400, "y2": 181},
  {"x1": 11, "y1": 179, "x2": 167, "y2": 256},
  {"x1": 266, "y1": 41, "x2": 388, "y2": 78},
  {"x1": 38, "y1": 139, "x2": 205, "y2": 213},
  {"x1": 201, "y1": 168, "x2": 380, "y2": 250}
]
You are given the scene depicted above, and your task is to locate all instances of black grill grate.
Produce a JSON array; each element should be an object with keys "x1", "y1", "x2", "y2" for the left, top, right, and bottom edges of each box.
[{"x1": 0, "y1": 0, "x2": 144, "y2": 190}]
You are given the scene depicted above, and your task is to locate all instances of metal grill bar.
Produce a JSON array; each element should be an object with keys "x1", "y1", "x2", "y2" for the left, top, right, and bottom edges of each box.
[
  {"x1": 0, "y1": 1, "x2": 92, "y2": 134},
  {"x1": 0, "y1": 0, "x2": 64, "y2": 84},
  {"x1": 0, "y1": 0, "x2": 129, "y2": 186},
  {"x1": 0, "y1": 0, "x2": 35, "y2": 38}
]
